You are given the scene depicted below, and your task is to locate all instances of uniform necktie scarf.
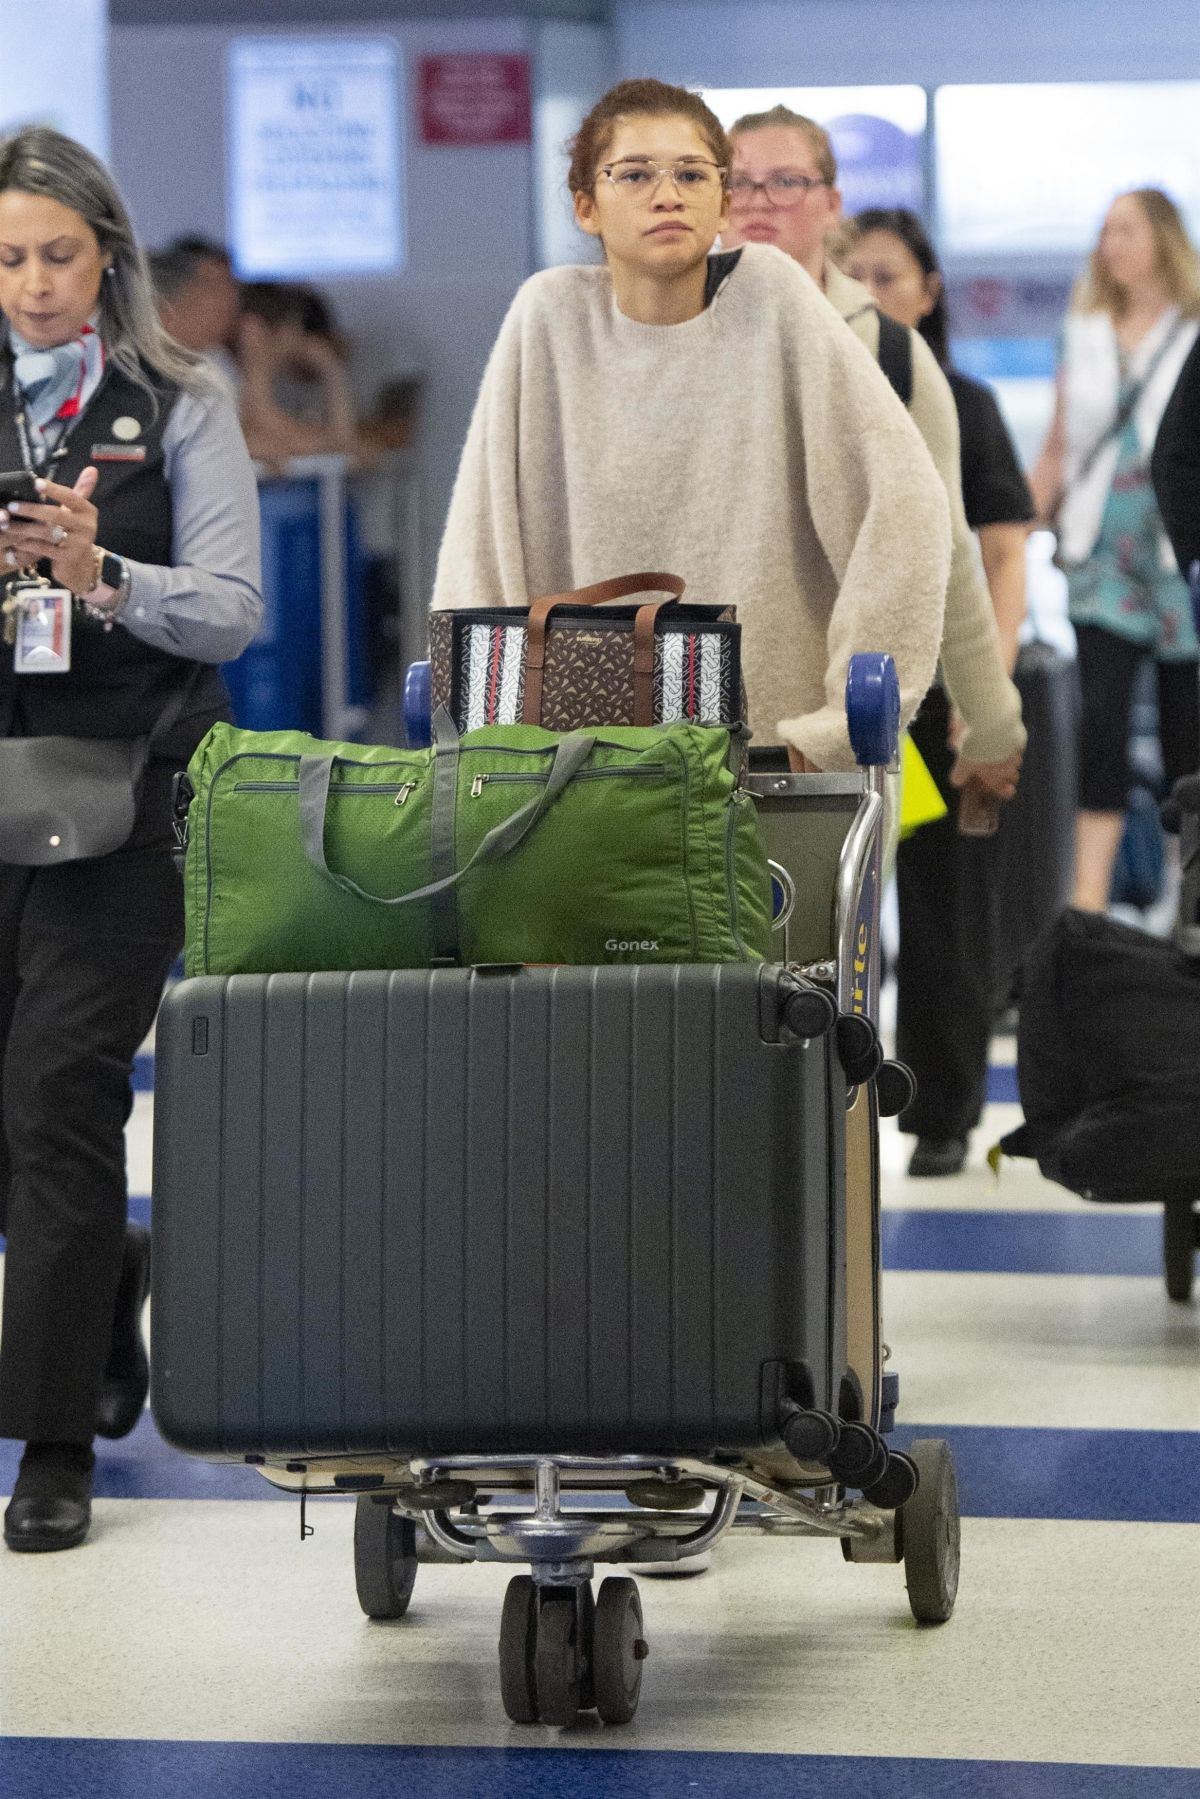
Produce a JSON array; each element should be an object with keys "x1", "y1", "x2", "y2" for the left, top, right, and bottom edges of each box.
[{"x1": 8, "y1": 321, "x2": 105, "y2": 464}]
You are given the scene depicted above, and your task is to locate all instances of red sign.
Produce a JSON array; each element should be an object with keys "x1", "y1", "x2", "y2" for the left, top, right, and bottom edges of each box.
[{"x1": 419, "y1": 54, "x2": 532, "y2": 147}]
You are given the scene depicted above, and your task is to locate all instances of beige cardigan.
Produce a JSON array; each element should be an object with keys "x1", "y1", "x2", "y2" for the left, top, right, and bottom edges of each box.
[
  {"x1": 432, "y1": 244, "x2": 952, "y2": 770},
  {"x1": 824, "y1": 263, "x2": 1026, "y2": 762}
]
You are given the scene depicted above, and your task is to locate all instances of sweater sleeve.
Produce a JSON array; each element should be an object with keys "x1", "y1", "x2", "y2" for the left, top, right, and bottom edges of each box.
[
  {"x1": 431, "y1": 292, "x2": 531, "y2": 612},
  {"x1": 775, "y1": 290, "x2": 952, "y2": 772},
  {"x1": 907, "y1": 335, "x2": 1027, "y2": 763}
]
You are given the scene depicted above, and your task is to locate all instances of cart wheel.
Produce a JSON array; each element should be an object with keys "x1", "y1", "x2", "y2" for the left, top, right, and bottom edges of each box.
[
  {"x1": 592, "y1": 1577, "x2": 647, "y2": 1725},
  {"x1": 353, "y1": 1495, "x2": 418, "y2": 1620},
  {"x1": 499, "y1": 1575, "x2": 540, "y2": 1724},
  {"x1": 577, "y1": 1580, "x2": 597, "y2": 1713},
  {"x1": 900, "y1": 1438, "x2": 960, "y2": 1624},
  {"x1": 535, "y1": 1588, "x2": 588, "y2": 1727},
  {"x1": 1163, "y1": 1201, "x2": 1197, "y2": 1303}
]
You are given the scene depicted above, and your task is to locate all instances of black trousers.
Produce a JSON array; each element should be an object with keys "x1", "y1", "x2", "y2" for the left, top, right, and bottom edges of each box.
[
  {"x1": 1074, "y1": 624, "x2": 1200, "y2": 812},
  {"x1": 0, "y1": 785, "x2": 183, "y2": 1444},
  {"x1": 896, "y1": 686, "x2": 1001, "y2": 1140}
]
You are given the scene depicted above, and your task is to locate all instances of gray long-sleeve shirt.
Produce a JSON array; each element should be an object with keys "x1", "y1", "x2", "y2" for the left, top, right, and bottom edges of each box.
[{"x1": 120, "y1": 383, "x2": 263, "y2": 664}]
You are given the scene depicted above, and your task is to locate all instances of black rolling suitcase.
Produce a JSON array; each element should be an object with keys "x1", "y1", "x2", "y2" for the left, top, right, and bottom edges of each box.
[
  {"x1": 151, "y1": 963, "x2": 851, "y2": 1462},
  {"x1": 993, "y1": 634, "x2": 1080, "y2": 1009}
]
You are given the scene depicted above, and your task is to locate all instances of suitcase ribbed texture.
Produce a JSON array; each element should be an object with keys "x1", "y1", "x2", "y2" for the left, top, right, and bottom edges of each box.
[{"x1": 151, "y1": 966, "x2": 839, "y2": 1461}]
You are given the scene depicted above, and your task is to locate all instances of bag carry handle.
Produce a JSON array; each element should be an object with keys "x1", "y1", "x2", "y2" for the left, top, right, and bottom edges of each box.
[
  {"x1": 522, "y1": 571, "x2": 686, "y2": 728},
  {"x1": 297, "y1": 709, "x2": 596, "y2": 920}
]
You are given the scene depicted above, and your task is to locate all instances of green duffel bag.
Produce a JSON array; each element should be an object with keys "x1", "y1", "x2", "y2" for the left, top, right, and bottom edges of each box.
[{"x1": 182, "y1": 713, "x2": 772, "y2": 976}]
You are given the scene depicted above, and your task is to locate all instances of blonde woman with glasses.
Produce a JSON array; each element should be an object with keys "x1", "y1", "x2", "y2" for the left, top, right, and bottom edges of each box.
[
  {"x1": 722, "y1": 107, "x2": 1025, "y2": 818},
  {"x1": 1030, "y1": 188, "x2": 1200, "y2": 912},
  {"x1": 433, "y1": 79, "x2": 951, "y2": 775}
]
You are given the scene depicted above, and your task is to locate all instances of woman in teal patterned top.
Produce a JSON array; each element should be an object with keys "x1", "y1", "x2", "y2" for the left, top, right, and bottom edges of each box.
[
  {"x1": 1032, "y1": 189, "x2": 1200, "y2": 911},
  {"x1": 1065, "y1": 397, "x2": 1197, "y2": 660}
]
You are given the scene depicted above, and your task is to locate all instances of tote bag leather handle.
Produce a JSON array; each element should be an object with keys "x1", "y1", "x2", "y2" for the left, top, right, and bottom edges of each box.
[{"x1": 522, "y1": 571, "x2": 686, "y2": 727}]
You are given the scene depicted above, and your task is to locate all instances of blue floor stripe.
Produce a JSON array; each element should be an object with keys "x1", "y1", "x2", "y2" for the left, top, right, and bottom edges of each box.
[
  {"x1": 0, "y1": 1740, "x2": 1195, "y2": 1799},
  {"x1": 987, "y1": 1063, "x2": 1020, "y2": 1104},
  {"x1": 888, "y1": 1424, "x2": 1200, "y2": 1524},
  {"x1": 1, "y1": 1415, "x2": 1195, "y2": 1522},
  {"x1": 882, "y1": 1207, "x2": 1167, "y2": 1276},
  {"x1": 132, "y1": 1052, "x2": 154, "y2": 1092}
]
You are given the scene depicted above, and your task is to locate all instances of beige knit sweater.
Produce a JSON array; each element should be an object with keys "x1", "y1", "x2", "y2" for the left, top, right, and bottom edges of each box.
[
  {"x1": 824, "y1": 263, "x2": 1026, "y2": 762},
  {"x1": 432, "y1": 244, "x2": 952, "y2": 770}
]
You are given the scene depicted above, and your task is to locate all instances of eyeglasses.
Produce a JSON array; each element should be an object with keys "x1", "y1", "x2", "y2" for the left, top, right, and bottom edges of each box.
[
  {"x1": 728, "y1": 173, "x2": 830, "y2": 209},
  {"x1": 598, "y1": 159, "x2": 727, "y2": 200}
]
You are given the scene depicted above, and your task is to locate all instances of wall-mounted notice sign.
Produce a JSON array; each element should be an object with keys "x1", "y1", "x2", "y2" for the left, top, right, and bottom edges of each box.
[
  {"x1": 229, "y1": 37, "x2": 403, "y2": 277},
  {"x1": 419, "y1": 54, "x2": 531, "y2": 147}
]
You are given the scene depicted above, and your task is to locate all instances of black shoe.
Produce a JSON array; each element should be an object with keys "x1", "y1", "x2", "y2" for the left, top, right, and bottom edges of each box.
[
  {"x1": 96, "y1": 1223, "x2": 151, "y2": 1440},
  {"x1": 4, "y1": 1442, "x2": 95, "y2": 1553},
  {"x1": 908, "y1": 1136, "x2": 968, "y2": 1178}
]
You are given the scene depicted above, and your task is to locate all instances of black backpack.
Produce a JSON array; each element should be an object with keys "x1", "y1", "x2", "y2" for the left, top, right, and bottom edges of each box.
[{"x1": 1000, "y1": 909, "x2": 1200, "y2": 1204}]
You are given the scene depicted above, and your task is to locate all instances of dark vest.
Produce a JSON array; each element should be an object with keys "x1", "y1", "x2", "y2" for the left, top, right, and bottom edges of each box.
[{"x1": 0, "y1": 358, "x2": 228, "y2": 744}]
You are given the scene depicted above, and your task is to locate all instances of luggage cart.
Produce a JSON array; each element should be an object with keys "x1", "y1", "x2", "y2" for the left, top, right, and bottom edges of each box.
[{"x1": 152, "y1": 654, "x2": 960, "y2": 1729}]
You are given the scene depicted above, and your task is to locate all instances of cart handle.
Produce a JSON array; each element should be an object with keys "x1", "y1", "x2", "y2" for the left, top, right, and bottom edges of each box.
[{"x1": 846, "y1": 653, "x2": 900, "y2": 769}]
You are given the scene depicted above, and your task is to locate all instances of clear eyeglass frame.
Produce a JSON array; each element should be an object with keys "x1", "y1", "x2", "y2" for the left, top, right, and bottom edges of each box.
[
  {"x1": 727, "y1": 173, "x2": 830, "y2": 210},
  {"x1": 598, "y1": 159, "x2": 728, "y2": 201}
]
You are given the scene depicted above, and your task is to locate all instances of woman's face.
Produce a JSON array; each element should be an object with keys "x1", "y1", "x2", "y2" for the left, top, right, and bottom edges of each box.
[
  {"x1": 0, "y1": 189, "x2": 110, "y2": 348},
  {"x1": 574, "y1": 114, "x2": 729, "y2": 278},
  {"x1": 723, "y1": 126, "x2": 841, "y2": 268},
  {"x1": 1098, "y1": 195, "x2": 1160, "y2": 293},
  {"x1": 846, "y1": 228, "x2": 940, "y2": 332}
]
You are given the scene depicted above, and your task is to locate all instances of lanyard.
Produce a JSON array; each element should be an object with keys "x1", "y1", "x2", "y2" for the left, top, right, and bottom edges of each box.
[
  {"x1": 12, "y1": 387, "x2": 73, "y2": 479},
  {"x1": 9, "y1": 336, "x2": 108, "y2": 477}
]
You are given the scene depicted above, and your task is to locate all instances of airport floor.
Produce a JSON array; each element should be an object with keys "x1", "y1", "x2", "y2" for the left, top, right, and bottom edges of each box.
[{"x1": 0, "y1": 1013, "x2": 1197, "y2": 1799}]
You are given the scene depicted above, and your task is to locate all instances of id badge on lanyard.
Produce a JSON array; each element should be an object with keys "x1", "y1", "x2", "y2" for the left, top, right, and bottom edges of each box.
[
  {"x1": 3, "y1": 577, "x2": 73, "y2": 672},
  {"x1": 6, "y1": 382, "x2": 76, "y2": 672}
]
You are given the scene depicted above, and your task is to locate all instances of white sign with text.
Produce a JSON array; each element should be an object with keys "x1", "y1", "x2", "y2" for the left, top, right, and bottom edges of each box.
[{"x1": 229, "y1": 37, "x2": 403, "y2": 277}]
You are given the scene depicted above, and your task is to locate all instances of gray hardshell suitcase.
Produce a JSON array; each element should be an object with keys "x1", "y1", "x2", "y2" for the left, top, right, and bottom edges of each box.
[{"x1": 151, "y1": 962, "x2": 850, "y2": 1463}]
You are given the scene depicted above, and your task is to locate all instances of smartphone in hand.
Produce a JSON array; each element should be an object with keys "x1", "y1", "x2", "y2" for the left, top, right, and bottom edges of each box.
[
  {"x1": 0, "y1": 470, "x2": 40, "y2": 510},
  {"x1": 957, "y1": 784, "x2": 1002, "y2": 837}
]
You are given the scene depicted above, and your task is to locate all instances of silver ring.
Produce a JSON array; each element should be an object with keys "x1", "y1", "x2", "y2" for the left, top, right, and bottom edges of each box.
[
  {"x1": 50, "y1": 524, "x2": 69, "y2": 546},
  {"x1": 4, "y1": 547, "x2": 16, "y2": 568}
]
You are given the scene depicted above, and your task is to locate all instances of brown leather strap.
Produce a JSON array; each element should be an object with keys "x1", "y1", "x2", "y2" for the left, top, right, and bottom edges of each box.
[{"x1": 521, "y1": 572, "x2": 685, "y2": 726}]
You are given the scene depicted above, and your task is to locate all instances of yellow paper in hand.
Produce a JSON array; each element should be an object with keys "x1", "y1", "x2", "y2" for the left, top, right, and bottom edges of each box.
[{"x1": 899, "y1": 734, "x2": 949, "y2": 839}]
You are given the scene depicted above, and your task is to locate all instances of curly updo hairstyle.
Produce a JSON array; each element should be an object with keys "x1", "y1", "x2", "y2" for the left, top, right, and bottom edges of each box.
[{"x1": 566, "y1": 79, "x2": 731, "y2": 197}]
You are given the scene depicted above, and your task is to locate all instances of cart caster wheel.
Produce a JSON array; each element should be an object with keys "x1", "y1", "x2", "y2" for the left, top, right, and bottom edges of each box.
[
  {"x1": 900, "y1": 1438, "x2": 960, "y2": 1623},
  {"x1": 780, "y1": 1402, "x2": 840, "y2": 1463},
  {"x1": 593, "y1": 1577, "x2": 647, "y2": 1725},
  {"x1": 354, "y1": 1495, "x2": 417, "y2": 1620},
  {"x1": 535, "y1": 1587, "x2": 589, "y2": 1728},
  {"x1": 875, "y1": 1059, "x2": 917, "y2": 1119},
  {"x1": 826, "y1": 1420, "x2": 884, "y2": 1487},
  {"x1": 864, "y1": 1449, "x2": 920, "y2": 1511},
  {"x1": 499, "y1": 1576, "x2": 540, "y2": 1724},
  {"x1": 1163, "y1": 1201, "x2": 1197, "y2": 1303}
]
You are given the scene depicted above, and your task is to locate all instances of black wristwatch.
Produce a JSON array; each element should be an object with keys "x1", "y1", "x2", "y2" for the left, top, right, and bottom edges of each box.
[
  {"x1": 80, "y1": 547, "x2": 132, "y2": 618},
  {"x1": 98, "y1": 551, "x2": 125, "y2": 591}
]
